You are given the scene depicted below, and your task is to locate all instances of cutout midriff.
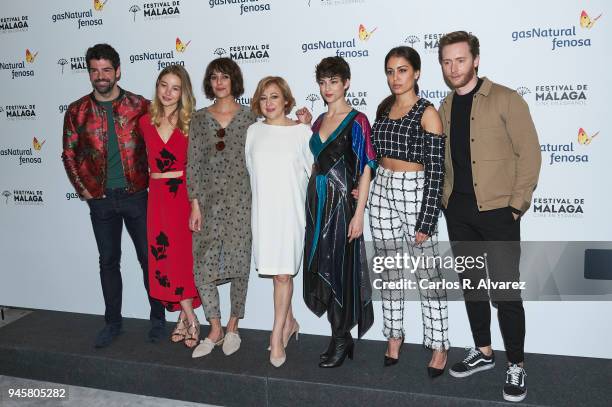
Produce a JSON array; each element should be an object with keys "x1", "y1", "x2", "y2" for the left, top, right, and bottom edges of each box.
[
  {"x1": 380, "y1": 157, "x2": 424, "y2": 172},
  {"x1": 150, "y1": 170, "x2": 183, "y2": 179}
]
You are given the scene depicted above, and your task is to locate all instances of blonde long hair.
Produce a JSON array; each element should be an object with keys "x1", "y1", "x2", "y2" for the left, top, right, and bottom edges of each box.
[{"x1": 149, "y1": 65, "x2": 195, "y2": 135}]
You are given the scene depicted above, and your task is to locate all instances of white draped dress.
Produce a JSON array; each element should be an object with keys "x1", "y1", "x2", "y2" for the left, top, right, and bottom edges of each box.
[{"x1": 245, "y1": 121, "x2": 313, "y2": 276}]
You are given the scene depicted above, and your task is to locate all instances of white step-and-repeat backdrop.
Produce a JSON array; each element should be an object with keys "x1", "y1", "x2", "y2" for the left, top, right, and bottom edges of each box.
[{"x1": 1, "y1": 0, "x2": 610, "y2": 358}]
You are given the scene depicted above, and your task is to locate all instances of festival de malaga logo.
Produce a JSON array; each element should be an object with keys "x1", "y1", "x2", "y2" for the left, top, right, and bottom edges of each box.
[
  {"x1": 541, "y1": 127, "x2": 600, "y2": 165},
  {"x1": 213, "y1": 43, "x2": 271, "y2": 64},
  {"x1": 57, "y1": 55, "x2": 87, "y2": 75},
  {"x1": 208, "y1": 0, "x2": 271, "y2": 16},
  {"x1": 404, "y1": 32, "x2": 446, "y2": 54},
  {"x1": 517, "y1": 82, "x2": 589, "y2": 106},
  {"x1": 128, "y1": 1, "x2": 182, "y2": 22},
  {"x1": 301, "y1": 23, "x2": 377, "y2": 58},
  {"x1": 0, "y1": 15, "x2": 29, "y2": 34},
  {"x1": 129, "y1": 37, "x2": 191, "y2": 71},
  {"x1": 0, "y1": 48, "x2": 38, "y2": 80},
  {"x1": 51, "y1": 0, "x2": 108, "y2": 29},
  {"x1": 0, "y1": 104, "x2": 37, "y2": 121},
  {"x1": 308, "y1": 0, "x2": 366, "y2": 7},
  {"x1": 511, "y1": 10, "x2": 603, "y2": 51},
  {"x1": 304, "y1": 89, "x2": 368, "y2": 110},
  {"x1": 2, "y1": 189, "x2": 44, "y2": 205},
  {"x1": 305, "y1": 93, "x2": 320, "y2": 110},
  {"x1": 532, "y1": 196, "x2": 585, "y2": 218},
  {"x1": 346, "y1": 89, "x2": 368, "y2": 108}
]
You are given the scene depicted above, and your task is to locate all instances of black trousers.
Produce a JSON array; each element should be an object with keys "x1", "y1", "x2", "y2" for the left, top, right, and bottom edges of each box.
[
  {"x1": 444, "y1": 192, "x2": 525, "y2": 363},
  {"x1": 87, "y1": 188, "x2": 165, "y2": 325}
]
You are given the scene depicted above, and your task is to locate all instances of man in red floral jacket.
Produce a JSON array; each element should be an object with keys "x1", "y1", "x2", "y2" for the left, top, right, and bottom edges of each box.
[{"x1": 62, "y1": 43, "x2": 165, "y2": 348}]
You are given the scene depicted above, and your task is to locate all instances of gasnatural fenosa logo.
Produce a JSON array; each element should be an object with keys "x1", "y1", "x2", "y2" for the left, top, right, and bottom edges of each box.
[
  {"x1": 301, "y1": 24, "x2": 377, "y2": 58},
  {"x1": 129, "y1": 37, "x2": 190, "y2": 71},
  {"x1": 511, "y1": 10, "x2": 603, "y2": 51},
  {"x1": 0, "y1": 136, "x2": 45, "y2": 166},
  {"x1": 208, "y1": 0, "x2": 271, "y2": 16},
  {"x1": 0, "y1": 49, "x2": 38, "y2": 80},
  {"x1": 51, "y1": 0, "x2": 107, "y2": 29},
  {"x1": 541, "y1": 128, "x2": 600, "y2": 166}
]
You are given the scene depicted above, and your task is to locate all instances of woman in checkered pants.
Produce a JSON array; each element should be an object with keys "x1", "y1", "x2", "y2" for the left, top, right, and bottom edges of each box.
[{"x1": 369, "y1": 46, "x2": 450, "y2": 376}]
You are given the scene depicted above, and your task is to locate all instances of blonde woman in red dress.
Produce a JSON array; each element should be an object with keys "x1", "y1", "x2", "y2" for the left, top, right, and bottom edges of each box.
[{"x1": 139, "y1": 65, "x2": 202, "y2": 348}]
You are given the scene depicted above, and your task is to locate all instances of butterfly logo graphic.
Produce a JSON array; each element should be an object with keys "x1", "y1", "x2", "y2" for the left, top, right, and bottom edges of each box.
[
  {"x1": 358, "y1": 24, "x2": 377, "y2": 41},
  {"x1": 577, "y1": 128, "x2": 599, "y2": 145},
  {"x1": 33, "y1": 137, "x2": 46, "y2": 151},
  {"x1": 25, "y1": 49, "x2": 38, "y2": 63},
  {"x1": 580, "y1": 10, "x2": 602, "y2": 29},
  {"x1": 94, "y1": 0, "x2": 108, "y2": 11},
  {"x1": 176, "y1": 37, "x2": 191, "y2": 53}
]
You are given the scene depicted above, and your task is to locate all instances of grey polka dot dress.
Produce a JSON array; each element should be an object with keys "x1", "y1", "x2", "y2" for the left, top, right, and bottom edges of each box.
[{"x1": 187, "y1": 105, "x2": 256, "y2": 287}]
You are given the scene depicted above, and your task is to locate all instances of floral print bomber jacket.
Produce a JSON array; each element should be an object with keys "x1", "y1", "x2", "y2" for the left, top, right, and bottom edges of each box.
[{"x1": 62, "y1": 88, "x2": 150, "y2": 198}]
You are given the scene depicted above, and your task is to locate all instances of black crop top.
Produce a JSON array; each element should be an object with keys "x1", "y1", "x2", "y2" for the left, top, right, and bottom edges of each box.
[{"x1": 371, "y1": 98, "x2": 446, "y2": 236}]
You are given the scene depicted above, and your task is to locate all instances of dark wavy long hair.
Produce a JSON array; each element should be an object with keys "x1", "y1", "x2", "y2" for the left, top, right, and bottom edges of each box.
[{"x1": 376, "y1": 46, "x2": 421, "y2": 121}]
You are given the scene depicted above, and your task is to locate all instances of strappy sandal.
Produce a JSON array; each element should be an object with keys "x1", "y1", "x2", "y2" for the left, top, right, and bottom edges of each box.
[
  {"x1": 184, "y1": 318, "x2": 201, "y2": 349},
  {"x1": 170, "y1": 318, "x2": 187, "y2": 343}
]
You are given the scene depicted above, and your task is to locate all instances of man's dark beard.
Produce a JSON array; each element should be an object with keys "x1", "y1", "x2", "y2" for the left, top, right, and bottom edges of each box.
[{"x1": 93, "y1": 79, "x2": 115, "y2": 96}]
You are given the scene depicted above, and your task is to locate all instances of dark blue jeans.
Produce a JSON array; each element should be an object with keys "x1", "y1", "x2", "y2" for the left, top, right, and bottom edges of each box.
[{"x1": 87, "y1": 188, "x2": 165, "y2": 325}]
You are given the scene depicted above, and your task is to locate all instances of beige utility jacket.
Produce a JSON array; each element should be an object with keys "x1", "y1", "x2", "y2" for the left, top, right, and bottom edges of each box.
[{"x1": 438, "y1": 77, "x2": 541, "y2": 213}]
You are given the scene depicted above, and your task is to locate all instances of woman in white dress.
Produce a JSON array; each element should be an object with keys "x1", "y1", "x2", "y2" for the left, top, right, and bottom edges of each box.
[{"x1": 245, "y1": 76, "x2": 313, "y2": 367}]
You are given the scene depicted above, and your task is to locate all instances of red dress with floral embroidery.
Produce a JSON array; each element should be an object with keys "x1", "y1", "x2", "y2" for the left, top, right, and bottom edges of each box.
[{"x1": 140, "y1": 114, "x2": 201, "y2": 311}]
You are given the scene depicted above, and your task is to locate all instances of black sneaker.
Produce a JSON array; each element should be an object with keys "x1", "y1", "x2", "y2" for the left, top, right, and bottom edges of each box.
[
  {"x1": 503, "y1": 364, "x2": 527, "y2": 402},
  {"x1": 449, "y1": 347, "x2": 495, "y2": 378},
  {"x1": 94, "y1": 322, "x2": 122, "y2": 348}
]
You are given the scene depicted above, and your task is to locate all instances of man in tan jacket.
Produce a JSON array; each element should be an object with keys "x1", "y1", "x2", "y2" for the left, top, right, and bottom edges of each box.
[{"x1": 437, "y1": 31, "x2": 540, "y2": 403}]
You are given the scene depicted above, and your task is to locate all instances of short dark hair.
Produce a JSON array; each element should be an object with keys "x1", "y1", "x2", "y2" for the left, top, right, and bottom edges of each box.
[
  {"x1": 203, "y1": 57, "x2": 244, "y2": 99},
  {"x1": 86, "y1": 43, "x2": 120, "y2": 70},
  {"x1": 315, "y1": 56, "x2": 351, "y2": 82},
  {"x1": 438, "y1": 31, "x2": 480, "y2": 63}
]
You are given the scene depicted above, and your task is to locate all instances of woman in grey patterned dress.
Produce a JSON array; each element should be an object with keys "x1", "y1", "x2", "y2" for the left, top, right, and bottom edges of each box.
[{"x1": 187, "y1": 58, "x2": 256, "y2": 358}]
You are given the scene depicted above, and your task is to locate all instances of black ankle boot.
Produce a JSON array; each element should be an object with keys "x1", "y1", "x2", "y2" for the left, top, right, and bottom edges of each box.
[
  {"x1": 320, "y1": 337, "x2": 336, "y2": 361},
  {"x1": 318, "y1": 334, "x2": 354, "y2": 368}
]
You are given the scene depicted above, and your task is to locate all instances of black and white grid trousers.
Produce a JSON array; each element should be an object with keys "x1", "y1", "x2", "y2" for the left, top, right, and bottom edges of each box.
[{"x1": 369, "y1": 166, "x2": 450, "y2": 350}]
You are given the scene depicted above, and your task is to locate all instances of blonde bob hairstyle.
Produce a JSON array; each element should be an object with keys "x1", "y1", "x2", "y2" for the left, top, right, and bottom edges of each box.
[
  {"x1": 250, "y1": 76, "x2": 296, "y2": 117},
  {"x1": 149, "y1": 65, "x2": 195, "y2": 135}
]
